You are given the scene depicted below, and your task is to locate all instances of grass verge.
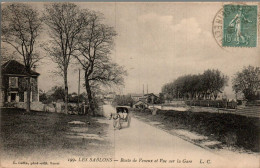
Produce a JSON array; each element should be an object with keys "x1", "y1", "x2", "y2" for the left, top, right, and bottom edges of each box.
[
  {"x1": 133, "y1": 109, "x2": 260, "y2": 152},
  {"x1": 0, "y1": 108, "x2": 111, "y2": 158}
]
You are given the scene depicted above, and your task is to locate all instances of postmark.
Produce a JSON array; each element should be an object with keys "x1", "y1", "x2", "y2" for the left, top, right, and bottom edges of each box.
[
  {"x1": 212, "y1": 8, "x2": 224, "y2": 48},
  {"x1": 212, "y1": 3, "x2": 258, "y2": 48}
]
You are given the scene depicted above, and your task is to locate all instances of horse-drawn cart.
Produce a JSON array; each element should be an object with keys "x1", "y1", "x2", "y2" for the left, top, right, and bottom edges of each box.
[{"x1": 110, "y1": 106, "x2": 131, "y2": 129}]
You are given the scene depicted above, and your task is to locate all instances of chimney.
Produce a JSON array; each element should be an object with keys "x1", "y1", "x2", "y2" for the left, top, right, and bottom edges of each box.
[
  {"x1": 143, "y1": 84, "x2": 144, "y2": 96},
  {"x1": 147, "y1": 84, "x2": 148, "y2": 94}
]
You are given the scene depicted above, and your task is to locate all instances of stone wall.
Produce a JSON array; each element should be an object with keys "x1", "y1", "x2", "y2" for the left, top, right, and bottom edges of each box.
[
  {"x1": 13, "y1": 102, "x2": 106, "y2": 116},
  {"x1": 15, "y1": 102, "x2": 45, "y2": 112}
]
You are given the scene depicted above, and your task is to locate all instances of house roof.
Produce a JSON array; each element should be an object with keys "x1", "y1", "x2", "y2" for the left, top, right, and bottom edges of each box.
[
  {"x1": 144, "y1": 93, "x2": 159, "y2": 97},
  {"x1": 134, "y1": 100, "x2": 148, "y2": 105},
  {"x1": 130, "y1": 93, "x2": 144, "y2": 97},
  {"x1": 1, "y1": 60, "x2": 40, "y2": 76}
]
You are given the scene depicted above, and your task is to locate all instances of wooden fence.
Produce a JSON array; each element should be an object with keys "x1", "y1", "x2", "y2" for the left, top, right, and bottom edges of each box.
[
  {"x1": 221, "y1": 106, "x2": 260, "y2": 118},
  {"x1": 185, "y1": 100, "x2": 237, "y2": 109}
]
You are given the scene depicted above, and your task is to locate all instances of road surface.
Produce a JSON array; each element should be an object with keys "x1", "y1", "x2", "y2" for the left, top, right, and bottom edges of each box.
[{"x1": 101, "y1": 104, "x2": 259, "y2": 168}]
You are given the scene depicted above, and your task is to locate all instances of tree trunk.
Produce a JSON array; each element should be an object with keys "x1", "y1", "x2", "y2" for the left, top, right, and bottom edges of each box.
[
  {"x1": 64, "y1": 70, "x2": 68, "y2": 114},
  {"x1": 26, "y1": 76, "x2": 31, "y2": 113},
  {"x1": 85, "y1": 77, "x2": 95, "y2": 116}
]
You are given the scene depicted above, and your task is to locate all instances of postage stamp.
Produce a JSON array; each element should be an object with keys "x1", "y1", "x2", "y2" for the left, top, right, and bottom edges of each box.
[{"x1": 222, "y1": 5, "x2": 258, "y2": 47}]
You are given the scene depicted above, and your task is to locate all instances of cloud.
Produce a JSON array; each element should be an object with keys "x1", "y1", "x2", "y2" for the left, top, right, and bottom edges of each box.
[{"x1": 174, "y1": 17, "x2": 202, "y2": 40}]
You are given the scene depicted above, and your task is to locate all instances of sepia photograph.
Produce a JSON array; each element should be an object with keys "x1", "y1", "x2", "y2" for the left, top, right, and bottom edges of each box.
[{"x1": 0, "y1": 1, "x2": 260, "y2": 168}]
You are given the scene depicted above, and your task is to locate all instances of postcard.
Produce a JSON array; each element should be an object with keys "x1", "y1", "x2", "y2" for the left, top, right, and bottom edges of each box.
[{"x1": 1, "y1": 2, "x2": 259, "y2": 168}]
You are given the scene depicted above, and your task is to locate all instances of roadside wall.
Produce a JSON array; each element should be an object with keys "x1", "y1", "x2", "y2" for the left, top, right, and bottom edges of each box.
[
  {"x1": 15, "y1": 102, "x2": 63, "y2": 113},
  {"x1": 16, "y1": 102, "x2": 46, "y2": 112},
  {"x1": 138, "y1": 100, "x2": 260, "y2": 118},
  {"x1": 14, "y1": 102, "x2": 104, "y2": 116}
]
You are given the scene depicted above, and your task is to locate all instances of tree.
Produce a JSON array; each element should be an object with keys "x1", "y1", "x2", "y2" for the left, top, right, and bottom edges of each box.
[
  {"x1": 2, "y1": 3, "x2": 43, "y2": 112},
  {"x1": 161, "y1": 69, "x2": 228, "y2": 100},
  {"x1": 68, "y1": 92, "x2": 86, "y2": 103},
  {"x1": 158, "y1": 93, "x2": 165, "y2": 104},
  {"x1": 162, "y1": 82, "x2": 175, "y2": 101},
  {"x1": 74, "y1": 12, "x2": 126, "y2": 116},
  {"x1": 112, "y1": 95, "x2": 134, "y2": 107},
  {"x1": 51, "y1": 86, "x2": 65, "y2": 101},
  {"x1": 39, "y1": 89, "x2": 48, "y2": 103},
  {"x1": 232, "y1": 66, "x2": 260, "y2": 101},
  {"x1": 201, "y1": 69, "x2": 228, "y2": 99},
  {"x1": 43, "y1": 3, "x2": 89, "y2": 114}
]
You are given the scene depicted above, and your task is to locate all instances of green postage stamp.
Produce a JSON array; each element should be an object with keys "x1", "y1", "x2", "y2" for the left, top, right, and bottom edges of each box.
[{"x1": 223, "y1": 5, "x2": 258, "y2": 47}]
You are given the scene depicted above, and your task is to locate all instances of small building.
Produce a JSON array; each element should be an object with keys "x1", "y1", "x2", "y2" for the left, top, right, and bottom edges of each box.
[
  {"x1": 133, "y1": 100, "x2": 148, "y2": 109},
  {"x1": 144, "y1": 93, "x2": 159, "y2": 104},
  {"x1": 1, "y1": 60, "x2": 40, "y2": 106},
  {"x1": 131, "y1": 93, "x2": 159, "y2": 104}
]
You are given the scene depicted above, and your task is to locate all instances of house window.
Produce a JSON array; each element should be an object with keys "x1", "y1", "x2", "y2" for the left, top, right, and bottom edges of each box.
[
  {"x1": 32, "y1": 90, "x2": 38, "y2": 102},
  {"x1": 19, "y1": 92, "x2": 24, "y2": 102},
  {"x1": 9, "y1": 77, "x2": 18, "y2": 88},
  {"x1": 31, "y1": 77, "x2": 38, "y2": 92},
  {"x1": 18, "y1": 77, "x2": 27, "y2": 92}
]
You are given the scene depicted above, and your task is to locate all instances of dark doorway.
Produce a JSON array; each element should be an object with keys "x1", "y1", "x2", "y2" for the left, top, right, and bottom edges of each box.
[{"x1": 11, "y1": 93, "x2": 16, "y2": 102}]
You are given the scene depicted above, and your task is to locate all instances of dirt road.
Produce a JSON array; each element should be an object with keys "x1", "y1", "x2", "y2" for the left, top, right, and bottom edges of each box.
[{"x1": 102, "y1": 104, "x2": 259, "y2": 168}]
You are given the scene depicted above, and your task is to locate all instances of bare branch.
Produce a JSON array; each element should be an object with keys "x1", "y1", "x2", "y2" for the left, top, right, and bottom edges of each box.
[{"x1": 2, "y1": 3, "x2": 42, "y2": 70}]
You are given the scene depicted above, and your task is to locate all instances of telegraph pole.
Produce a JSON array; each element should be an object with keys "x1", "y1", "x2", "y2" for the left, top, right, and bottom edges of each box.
[
  {"x1": 143, "y1": 84, "x2": 144, "y2": 96},
  {"x1": 78, "y1": 69, "x2": 80, "y2": 113}
]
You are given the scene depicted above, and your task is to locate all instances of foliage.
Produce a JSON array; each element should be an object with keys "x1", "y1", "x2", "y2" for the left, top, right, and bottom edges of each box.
[
  {"x1": 39, "y1": 86, "x2": 64, "y2": 103},
  {"x1": 232, "y1": 66, "x2": 260, "y2": 101},
  {"x1": 158, "y1": 93, "x2": 165, "y2": 104},
  {"x1": 112, "y1": 95, "x2": 134, "y2": 107},
  {"x1": 68, "y1": 92, "x2": 87, "y2": 103},
  {"x1": 51, "y1": 86, "x2": 65, "y2": 101},
  {"x1": 162, "y1": 69, "x2": 228, "y2": 100},
  {"x1": 39, "y1": 89, "x2": 48, "y2": 103}
]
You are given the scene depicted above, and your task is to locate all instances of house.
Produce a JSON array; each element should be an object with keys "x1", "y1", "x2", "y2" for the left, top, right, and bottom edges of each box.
[
  {"x1": 1, "y1": 60, "x2": 40, "y2": 106},
  {"x1": 143, "y1": 93, "x2": 159, "y2": 104},
  {"x1": 133, "y1": 100, "x2": 148, "y2": 109},
  {"x1": 130, "y1": 93, "x2": 159, "y2": 104}
]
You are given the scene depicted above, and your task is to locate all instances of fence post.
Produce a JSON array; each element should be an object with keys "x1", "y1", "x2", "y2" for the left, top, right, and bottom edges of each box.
[{"x1": 226, "y1": 102, "x2": 228, "y2": 109}]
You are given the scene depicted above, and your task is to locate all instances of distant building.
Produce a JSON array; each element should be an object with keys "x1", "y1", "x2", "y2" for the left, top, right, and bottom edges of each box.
[
  {"x1": 130, "y1": 93, "x2": 144, "y2": 102},
  {"x1": 144, "y1": 93, "x2": 159, "y2": 104},
  {"x1": 130, "y1": 93, "x2": 159, "y2": 104},
  {"x1": 133, "y1": 100, "x2": 148, "y2": 109},
  {"x1": 1, "y1": 60, "x2": 40, "y2": 106}
]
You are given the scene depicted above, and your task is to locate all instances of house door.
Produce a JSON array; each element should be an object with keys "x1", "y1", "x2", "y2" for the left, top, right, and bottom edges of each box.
[{"x1": 11, "y1": 93, "x2": 16, "y2": 102}]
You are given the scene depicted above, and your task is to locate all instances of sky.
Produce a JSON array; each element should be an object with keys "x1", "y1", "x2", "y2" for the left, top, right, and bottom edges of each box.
[{"x1": 2, "y1": 2, "x2": 260, "y2": 98}]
